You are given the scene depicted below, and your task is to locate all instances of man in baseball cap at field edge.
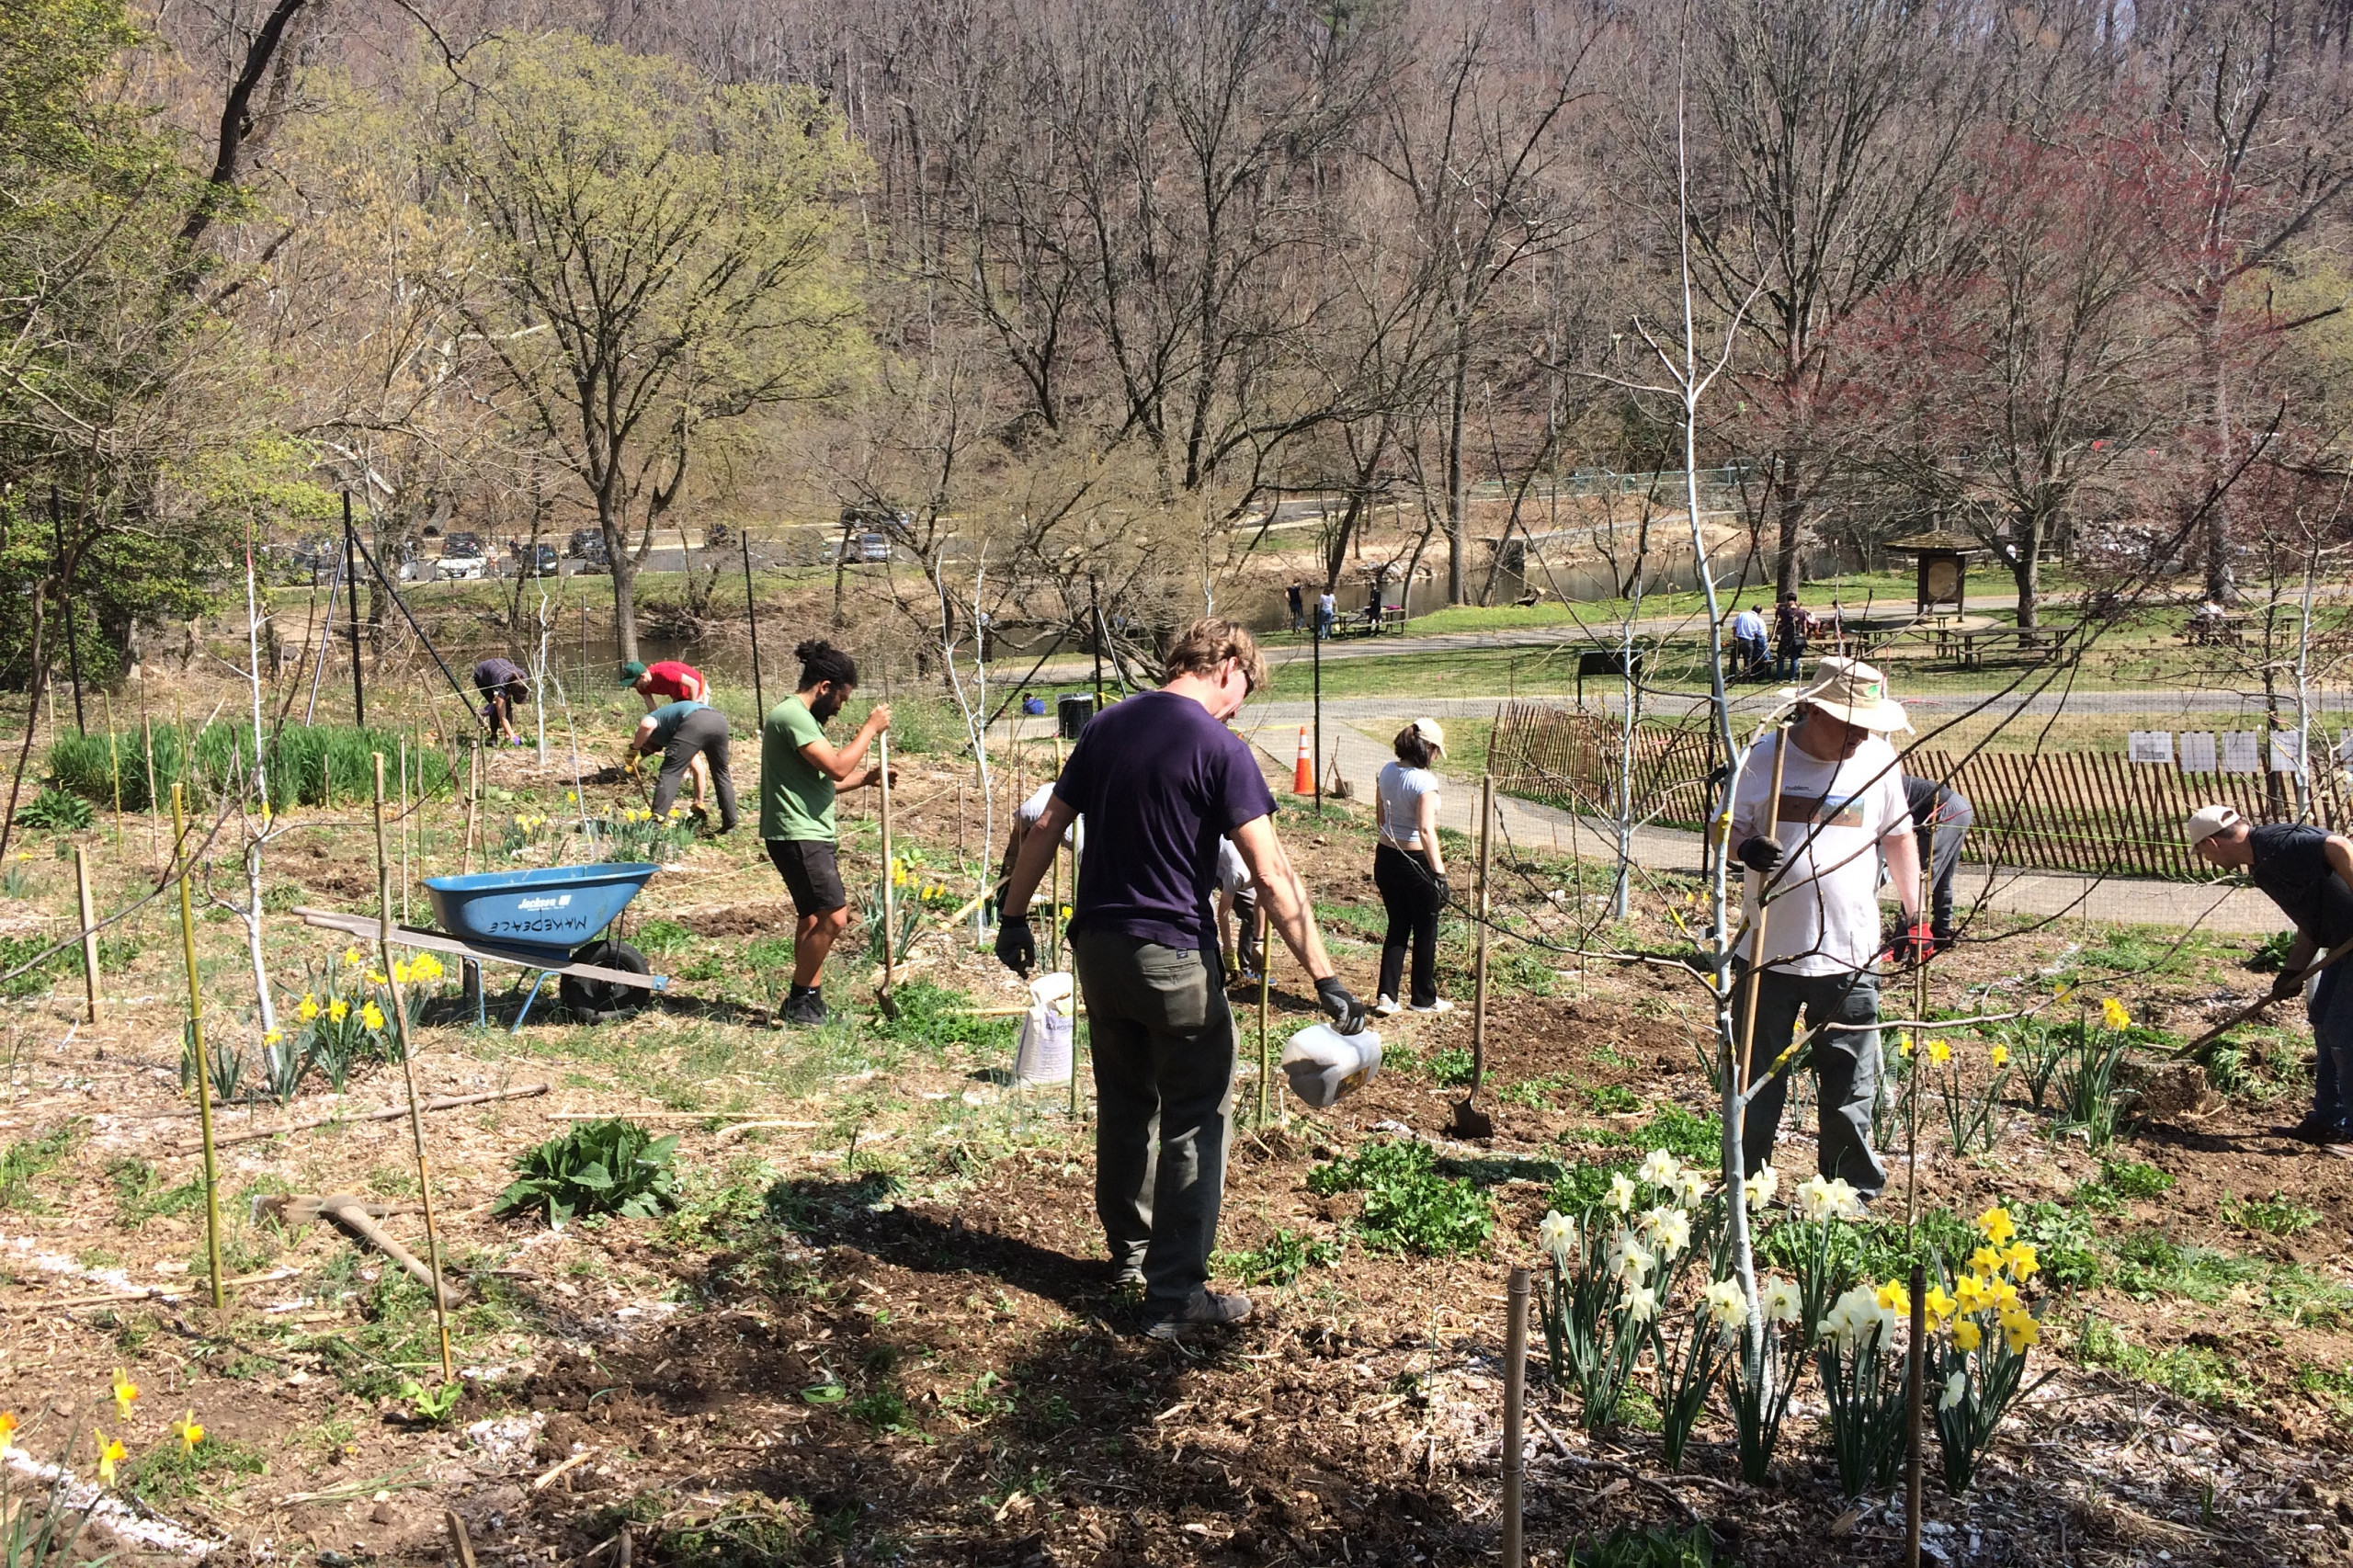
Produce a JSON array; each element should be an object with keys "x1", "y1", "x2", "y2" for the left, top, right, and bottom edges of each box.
[{"x1": 2188, "y1": 803, "x2": 2353, "y2": 1152}]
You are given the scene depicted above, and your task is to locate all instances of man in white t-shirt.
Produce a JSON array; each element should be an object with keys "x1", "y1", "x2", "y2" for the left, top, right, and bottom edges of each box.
[
  {"x1": 1215, "y1": 837, "x2": 1262, "y2": 981},
  {"x1": 998, "y1": 782, "x2": 1085, "y2": 914},
  {"x1": 1731, "y1": 656, "x2": 1924, "y2": 1199}
]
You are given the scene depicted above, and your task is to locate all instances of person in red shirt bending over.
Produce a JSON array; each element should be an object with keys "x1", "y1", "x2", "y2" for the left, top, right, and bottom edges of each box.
[{"x1": 620, "y1": 659, "x2": 710, "y2": 710}]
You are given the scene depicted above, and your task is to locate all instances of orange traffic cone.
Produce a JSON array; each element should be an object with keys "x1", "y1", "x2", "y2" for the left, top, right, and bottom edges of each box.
[{"x1": 1292, "y1": 725, "x2": 1314, "y2": 794}]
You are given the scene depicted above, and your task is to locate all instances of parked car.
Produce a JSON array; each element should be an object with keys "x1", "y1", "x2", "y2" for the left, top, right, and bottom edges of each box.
[
  {"x1": 437, "y1": 531, "x2": 490, "y2": 581},
  {"x1": 568, "y1": 528, "x2": 610, "y2": 573},
  {"x1": 835, "y1": 506, "x2": 903, "y2": 562},
  {"x1": 509, "y1": 541, "x2": 560, "y2": 577}
]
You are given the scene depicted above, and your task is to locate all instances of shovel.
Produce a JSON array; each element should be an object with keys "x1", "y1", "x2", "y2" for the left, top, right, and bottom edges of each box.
[{"x1": 260, "y1": 1192, "x2": 457, "y2": 1307}]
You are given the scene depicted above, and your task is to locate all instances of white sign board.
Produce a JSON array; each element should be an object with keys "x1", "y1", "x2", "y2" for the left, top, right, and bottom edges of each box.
[
  {"x1": 2221, "y1": 731, "x2": 2263, "y2": 774},
  {"x1": 2178, "y1": 732, "x2": 2217, "y2": 773},
  {"x1": 2128, "y1": 732, "x2": 2175, "y2": 765},
  {"x1": 2271, "y1": 729, "x2": 2307, "y2": 777}
]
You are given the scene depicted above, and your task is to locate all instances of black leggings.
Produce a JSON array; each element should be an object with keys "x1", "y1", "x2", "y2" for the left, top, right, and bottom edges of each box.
[{"x1": 1374, "y1": 841, "x2": 1444, "y2": 1007}]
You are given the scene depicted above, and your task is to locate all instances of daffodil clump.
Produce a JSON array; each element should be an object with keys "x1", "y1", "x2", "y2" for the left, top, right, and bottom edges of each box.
[
  {"x1": 0, "y1": 1372, "x2": 208, "y2": 1509},
  {"x1": 499, "y1": 811, "x2": 558, "y2": 858},
  {"x1": 1814, "y1": 1276, "x2": 1915, "y2": 1500},
  {"x1": 286, "y1": 949, "x2": 449, "y2": 1093},
  {"x1": 597, "y1": 803, "x2": 696, "y2": 863},
  {"x1": 889, "y1": 856, "x2": 962, "y2": 908},
  {"x1": 1927, "y1": 1203, "x2": 2052, "y2": 1495},
  {"x1": 1535, "y1": 1147, "x2": 1724, "y2": 1437}
]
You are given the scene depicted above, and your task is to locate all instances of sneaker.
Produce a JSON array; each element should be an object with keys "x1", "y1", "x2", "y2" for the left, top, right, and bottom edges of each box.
[
  {"x1": 1372, "y1": 995, "x2": 1401, "y2": 1017},
  {"x1": 1107, "y1": 1258, "x2": 1145, "y2": 1291},
  {"x1": 782, "y1": 991, "x2": 829, "y2": 1027},
  {"x1": 2278, "y1": 1114, "x2": 2347, "y2": 1145},
  {"x1": 1409, "y1": 997, "x2": 1455, "y2": 1015},
  {"x1": 1143, "y1": 1289, "x2": 1253, "y2": 1340}
]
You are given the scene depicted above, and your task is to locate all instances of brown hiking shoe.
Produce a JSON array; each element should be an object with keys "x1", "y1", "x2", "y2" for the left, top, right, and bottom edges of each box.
[{"x1": 1144, "y1": 1290, "x2": 1253, "y2": 1340}]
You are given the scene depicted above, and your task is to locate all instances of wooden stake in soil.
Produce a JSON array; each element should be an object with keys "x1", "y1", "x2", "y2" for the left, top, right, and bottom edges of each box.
[
  {"x1": 172, "y1": 786, "x2": 226, "y2": 1310},
  {"x1": 372, "y1": 752, "x2": 455, "y2": 1382},
  {"x1": 878, "y1": 731, "x2": 897, "y2": 994},
  {"x1": 1736, "y1": 723, "x2": 1793, "y2": 1091},
  {"x1": 1257, "y1": 918, "x2": 1273, "y2": 1129},
  {"x1": 399, "y1": 737, "x2": 411, "y2": 925},
  {"x1": 142, "y1": 710, "x2": 159, "y2": 854},
  {"x1": 103, "y1": 691, "x2": 121, "y2": 846},
  {"x1": 1502, "y1": 1265, "x2": 1529, "y2": 1568},
  {"x1": 1905, "y1": 1257, "x2": 1926, "y2": 1568},
  {"x1": 1449, "y1": 774, "x2": 1495, "y2": 1140},
  {"x1": 461, "y1": 739, "x2": 481, "y2": 875},
  {"x1": 1907, "y1": 816, "x2": 1933, "y2": 1227},
  {"x1": 74, "y1": 846, "x2": 99, "y2": 1024}
]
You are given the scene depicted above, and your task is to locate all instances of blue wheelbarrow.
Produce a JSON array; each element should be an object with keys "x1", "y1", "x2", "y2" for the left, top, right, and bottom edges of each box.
[{"x1": 294, "y1": 863, "x2": 669, "y2": 1031}]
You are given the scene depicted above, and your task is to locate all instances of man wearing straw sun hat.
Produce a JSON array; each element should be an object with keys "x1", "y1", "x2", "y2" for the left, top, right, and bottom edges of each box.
[{"x1": 1730, "y1": 655, "x2": 1925, "y2": 1200}]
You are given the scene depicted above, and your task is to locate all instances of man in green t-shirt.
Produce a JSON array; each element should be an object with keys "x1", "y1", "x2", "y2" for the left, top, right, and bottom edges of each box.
[{"x1": 761, "y1": 639, "x2": 892, "y2": 1026}]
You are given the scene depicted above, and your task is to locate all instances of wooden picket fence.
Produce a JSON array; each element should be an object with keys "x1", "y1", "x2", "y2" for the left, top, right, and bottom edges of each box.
[{"x1": 1488, "y1": 699, "x2": 2347, "y2": 882}]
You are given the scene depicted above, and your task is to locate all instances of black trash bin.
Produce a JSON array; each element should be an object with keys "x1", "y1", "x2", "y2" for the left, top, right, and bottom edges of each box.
[{"x1": 1056, "y1": 693, "x2": 1097, "y2": 740}]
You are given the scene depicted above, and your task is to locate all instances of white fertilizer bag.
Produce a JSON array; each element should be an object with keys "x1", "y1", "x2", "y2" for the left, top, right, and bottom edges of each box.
[
  {"x1": 1014, "y1": 971, "x2": 1076, "y2": 1085},
  {"x1": 1280, "y1": 1022, "x2": 1382, "y2": 1108}
]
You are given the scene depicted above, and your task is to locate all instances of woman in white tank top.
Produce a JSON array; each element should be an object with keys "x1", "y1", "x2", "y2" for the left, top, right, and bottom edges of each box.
[{"x1": 1372, "y1": 719, "x2": 1451, "y2": 1016}]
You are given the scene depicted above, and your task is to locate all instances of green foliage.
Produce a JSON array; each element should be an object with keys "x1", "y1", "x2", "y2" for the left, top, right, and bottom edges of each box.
[
  {"x1": 2086, "y1": 1158, "x2": 2175, "y2": 1203},
  {"x1": 1584, "y1": 1082, "x2": 1640, "y2": 1114},
  {"x1": 633, "y1": 917, "x2": 696, "y2": 956},
  {"x1": 125, "y1": 1433, "x2": 268, "y2": 1502},
  {"x1": 105, "y1": 1157, "x2": 200, "y2": 1228},
  {"x1": 1309, "y1": 1140, "x2": 1493, "y2": 1256},
  {"x1": 0, "y1": 1122, "x2": 80, "y2": 1209},
  {"x1": 870, "y1": 981, "x2": 1014, "y2": 1054},
  {"x1": 13, "y1": 788, "x2": 92, "y2": 832},
  {"x1": 0, "y1": 935, "x2": 64, "y2": 999},
  {"x1": 2248, "y1": 929, "x2": 2295, "y2": 971},
  {"x1": 495, "y1": 1119, "x2": 682, "y2": 1225},
  {"x1": 397, "y1": 1377, "x2": 461, "y2": 1424},
  {"x1": 1545, "y1": 1159, "x2": 1634, "y2": 1217},
  {"x1": 1215, "y1": 1228, "x2": 1342, "y2": 1288},
  {"x1": 1427, "y1": 1046, "x2": 1475, "y2": 1086},
  {"x1": 2076, "y1": 1315, "x2": 2253, "y2": 1410},
  {"x1": 2011, "y1": 1201, "x2": 2103, "y2": 1291},
  {"x1": 1566, "y1": 1524, "x2": 1723, "y2": 1568},
  {"x1": 1844, "y1": 1206, "x2": 1979, "y2": 1285},
  {"x1": 1586, "y1": 1104, "x2": 1724, "y2": 1163},
  {"x1": 2222, "y1": 1189, "x2": 2321, "y2": 1237},
  {"x1": 46, "y1": 723, "x2": 453, "y2": 812}
]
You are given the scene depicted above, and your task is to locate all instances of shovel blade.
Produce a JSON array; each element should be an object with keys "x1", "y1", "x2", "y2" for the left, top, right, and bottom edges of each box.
[{"x1": 1447, "y1": 1099, "x2": 1494, "y2": 1140}]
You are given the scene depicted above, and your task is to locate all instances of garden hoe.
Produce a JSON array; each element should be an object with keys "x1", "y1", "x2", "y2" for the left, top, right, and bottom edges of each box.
[
  {"x1": 261, "y1": 1192, "x2": 456, "y2": 1307},
  {"x1": 2165, "y1": 941, "x2": 2353, "y2": 1062}
]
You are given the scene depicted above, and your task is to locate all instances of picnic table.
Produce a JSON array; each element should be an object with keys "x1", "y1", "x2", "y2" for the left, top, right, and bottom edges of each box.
[{"x1": 1941, "y1": 622, "x2": 2083, "y2": 668}]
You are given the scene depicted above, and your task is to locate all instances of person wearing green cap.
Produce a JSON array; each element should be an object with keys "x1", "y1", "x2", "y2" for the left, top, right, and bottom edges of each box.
[{"x1": 620, "y1": 659, "x2": 709, "y2": 711}]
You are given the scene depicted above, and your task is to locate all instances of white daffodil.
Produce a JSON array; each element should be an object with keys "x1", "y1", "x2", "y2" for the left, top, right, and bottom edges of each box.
[
  {"x1": 1938, "y1": 1370, "x2": 1968, "y2": 1412},
  {"x1": 1606, "y1": 1232, "x2": 1654, "y2": 1286},
  {"x1": 1702, "y1": 1278, "x2": 1748, "y2": 1338},
  {"x1": 1796, "y1": 1173, "x2": 1865, "y2": 1221},
  {"x1": 1605, "y1": 1172, "x2": 1638, "y2": 1214},
  {"x1": 1643, "y1": 1206, "x2": 1692, "y2": 1260},
  {"x1": 1744, "y1": 1165, "x2": 1779, "y2": 1209},
  {"x1": 1622, "y1": 1282, "x2": 1659, "y2": 1324},
  {"x1": 1674, "y1": 1168, "x2": 1711, "y2": 1209},
  {"x1": 1760, "y1": 1277, "x2": 1802, "y2": 1326},
  {"x1": 1637, "y1": 1149, "x2": 1682, "y2": 1189},
  {"x1": 1823, "y1": 1176, "x2": 1864, "y2": 1218},
  {"x1": 1537, "y1": 1210, "x2": 1577, "y2": 1263},
  {"x1": 1820, "y1": 1286, "x2": 1895, "y2": 1351}
]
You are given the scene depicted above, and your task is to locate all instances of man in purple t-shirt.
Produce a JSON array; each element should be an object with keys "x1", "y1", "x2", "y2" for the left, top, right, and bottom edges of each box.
[{"x1": 995, "y1": 618, "x2": 1366, "y2": 1339}]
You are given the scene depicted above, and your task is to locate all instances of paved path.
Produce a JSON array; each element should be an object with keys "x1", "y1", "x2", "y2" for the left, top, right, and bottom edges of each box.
[{"x1": 1222, "y1": 701, "x2": 2288, "y2": 938}]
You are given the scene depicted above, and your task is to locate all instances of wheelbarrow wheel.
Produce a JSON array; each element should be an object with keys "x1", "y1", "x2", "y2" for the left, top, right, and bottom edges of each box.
[{"x1": 560, "y1": 940, "x2": 650, "y2": 1021}]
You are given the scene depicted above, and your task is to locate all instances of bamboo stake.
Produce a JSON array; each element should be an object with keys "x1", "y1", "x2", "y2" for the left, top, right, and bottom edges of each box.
[
  {"x1": 372, "y1": 753, "x2": 455, "y2": 1380},
  {"x1": 142, "y1": 710, "x2": 158, "y2": 854},
  {"x1": 172, "y1": 786, "x2": 225, "y2": 1310},
  {"x1": 1736, "y1": 724, "x2": 1793, "y2": 1091},
  {"x1": 878, "y1": 733, "x2": 896, "y2": 993},
  {"x1": 103, "y1": 691, "x2": 121, "y2": 848},
  {"x1": 1904, "y1": 1257, "x2": 1926, "y2": 1568},
  {"x1": 1472, "y1": 773, "x2": 1495, "y2": 1083},
  {"x1": 74, "y1": 846, "x2": 99, "y2": 1024},
  {"x1": 1502, "y1": 1267, "x2": 1529, "y2": 1568},
  {"x1": 1257, "y1": 913, "x2": 1273, "y2": 1128},
  {"x1": 461, "y1": 740, "x2": 481, "y2": 875},
  {"x1": 399, "y1": 737, "x2": 411, "y2": 925},
  {"x1": 1908, "y1": 812, "x2": 1932, "y2": 1227}
]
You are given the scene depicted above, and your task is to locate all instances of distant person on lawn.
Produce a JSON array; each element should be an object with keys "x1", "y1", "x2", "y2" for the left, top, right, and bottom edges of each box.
[
  {"x1": 1731, "y1": 657, "x2": 1924, "y2": 1200},
  {"x1": 627, "y1": 699, "x2": 737, "y2": 833},
  {"x1": 994, "y1": 617, "x2": 1365, "y2": 1339},
  {"x1": 2187, "y1": 804, "x2": 2353, "y2": 1150},
  {"x1": 760, "y1": 640, "x2": 892, "y2": 1027},
  {"x1": 472, "y1": 657, "x2": 529, "y2": 747},
  {"x1": 1730, "y1": 604, "x2": 1768, "y2": 677},
  {"x1": 1774, "y1": 593, "x2": 1810, "y2": 680},
  {"x1": 620, "y1": 658, "x2": 710, "y2": 711}
]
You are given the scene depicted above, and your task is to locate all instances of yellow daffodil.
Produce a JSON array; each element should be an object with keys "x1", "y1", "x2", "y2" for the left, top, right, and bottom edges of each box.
[
  {"x1": 2001, "y1": 1241, "x2": 2039, "y2": 1282},
  {"x1": 359, "y1": 1001, "x2": 385, "y2": 1031},
  {"x1": 0, "y1": 1412, "x2": 18, "y2": 1454},
  {"x1": 1989, "y1": 1043, "x2": 2010, "y2": 1068},
  {"x1": 343, "y1": 948, "x2": 361, "y2": 967},
  {"x1": 172, "y1": 1411, "x2": 203, "y2": 1453},
  {"x1": 1953, "y1": 1274, "x2": 1991, "y2": 1313},
  {"x1": 414, "y1": 954, "x2": 445, "y2": 980},
  {"x1": 263, "y1": 1029, "x2": 281, "y2": 1047},
  {"x1": 328, "y1": 998, "x2": 348, "y2": 1023},
  {"x1": 366, "y1": 971, "x2": 387, "y2": 984},
  {"x1": 2000, "y1": 1311, "x2": 2040, "y2": 1354},
  {"x1": 1922, "y1": 1284, "x2": 1956, "y2": 1330},
  {"x1": 2100, "y1": 997, "x2": 2131, "y2": 1031},
  {"x1": 1951, "y1": 1317, "x2": 1983, "y2": 1351},
  {"x1": 1984, "y1": 1277, "x2": 2020, "y2": 1311},
  {"x1": 1875, "y1": 1278, "x2": 1911, "y2": 1315},
  {"x1": 566, "y1": 791, "x2": 577, "y2": 803},
  {"x1": 1927, "y1": 1038, "x2": 1952, "y2": 1065},
  {"x1": 1968, "y1": 1245, "x2": 2004, "y2": 1278},
  {"x1": 1974, "y1": 1204, "x2": 2017, "y2": 1247},
  {"x1": 1896, "y1": 1035, "x2": 1913, "y2": 1057},
  {"x1": 96, "y1": 1433, "x2": 125, "y2": 1483},
  {"x1": 2054, "y1": 983, "x2": 2071, "y2": 1000},
  {"x1": 112, "y1": 1369, "x2": 138, "y2": 1420},
  {"x1": 298, "y1": 994, "x2": 320, "y2": 1021}
]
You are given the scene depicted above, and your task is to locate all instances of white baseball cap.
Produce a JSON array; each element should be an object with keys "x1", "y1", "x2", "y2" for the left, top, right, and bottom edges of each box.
[
  {"x1": 1409, "y1": 717, "x2": 1447, "y2": 755},
  {"x1": 2184, "y1": 803, "x2": 2243, "y2": 846}
]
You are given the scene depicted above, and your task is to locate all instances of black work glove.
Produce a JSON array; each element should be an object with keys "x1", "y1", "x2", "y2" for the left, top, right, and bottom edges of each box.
[
  {"x1": 1316, "y1": 976, "x2": 1367, "y2": 1035},
  {"x1": 1433, "y1": 875, "x2": 1454, "y2": 907},
  {"x1": 2269, "y1": 968, "x2": 2305, "y2": 1003},
  {"x1": 995, "y1": 915, "x2": 1036, "y2": 978},
  {"x1": 1737, "y1": 835, "x2": 1786, "y2": 874}
]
